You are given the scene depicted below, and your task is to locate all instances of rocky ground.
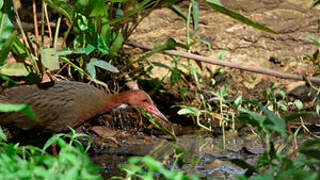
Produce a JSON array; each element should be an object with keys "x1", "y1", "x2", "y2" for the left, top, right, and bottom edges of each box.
[{"x1": 127, "y1": 0, "x2": 320, "y2": 101}]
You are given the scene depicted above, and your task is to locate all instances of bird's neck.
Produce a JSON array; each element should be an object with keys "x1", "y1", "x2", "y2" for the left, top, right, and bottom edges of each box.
[{"x1": 101, "y1": 91, "x2": 132, "y2": 112}]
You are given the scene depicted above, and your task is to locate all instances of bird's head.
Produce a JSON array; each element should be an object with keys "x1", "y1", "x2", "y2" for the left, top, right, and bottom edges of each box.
[{"x1": 116, "y1": 90, "x2": 168, "y2": 122}]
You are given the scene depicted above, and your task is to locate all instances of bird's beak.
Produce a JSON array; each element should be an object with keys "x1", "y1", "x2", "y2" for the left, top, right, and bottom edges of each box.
[{"x1": 146, "y1": 105, "x2": 169, "y2": 122}]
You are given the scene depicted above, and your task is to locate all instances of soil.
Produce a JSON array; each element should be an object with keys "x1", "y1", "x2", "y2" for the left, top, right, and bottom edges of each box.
[
  {"x1": 8, "y1": 0, "x2": 320, "y2": 179},
  {"x1": 127, "y1": 0, "x2": 320, "y2": 101}
]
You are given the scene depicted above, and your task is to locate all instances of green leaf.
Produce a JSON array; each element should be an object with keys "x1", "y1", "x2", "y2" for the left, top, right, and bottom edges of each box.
[
  {"x1": 0, "y1": 0, "x2": 14, "y2": 50},
  {"x1": 233, "y1": 95, "x2": 242, "y2": 107},
  {"x1": 207, "y1": 0, "x2": 222, "y2": 6},
  {"x1": 109, "y1": 32, "x2": 123, "y2": 56},
  {"x1": 115, "y1": 9, "x2": 124, "y2": 18},
  {"x1": 171, "y1": 5, "x2": 187, "y2": 20},
  {"x1": 170, "y1": 68, "x2": 181, "y2": 86},
  {"x1": 284, "y1": 112, "x2": 310, "y2": 123},
  {"x1": 77, "y1": 14, "x2": 89, "y2": 31},
  {"x1": 177, "y1": 108, "x2": 193, "y2": 115},
  {"x1": 239, "y1": 108, "x2": 266, "y2": 123},
  {"x1": 0, "y1": 62, "x2": 29, "y2": 76},
  {"x1": 0, "y1": 31, "x2": 16, "y2": 65},
  {"x1": 192, "y1": 0, "x2": 199, "y2": 31},
  {"x1": 89, "y1": 0, "x2": 109, "y2": 17},
  {"x1": 11, "y1": 37, "x2": 27, "y2": 58},
  {"x1": 85, "y1": 44, "x2": 96, "y2": 55},
  {"x1": 40, "y1": 48, "x2": 60, "y2": 71},
  {"x1": 95, "y1": 34, "x2": 109, "y2": 55},
  {"x1": 86, "y1": 62, "x2": 96, "y2": 79},
  {"x1": 206, "y1": 1, "x2": 277, "y2": 34},
  {"x1": 87, "y1": 58, "x2": 119, "y2": 74},
  {"x1": 310, "y1": 0, "x2": 320, "y2": 8},
  {"x1": 151, "y1": 38, "x2": 181, "y2": 54},
  {"x1": 259, "y1": 104, "x2": 287, "y2": 139},
  {"x1": 294, "y1": 99, "x2": 303, "y2": 110},
  {"x1": 152, "y1": 62, "x2": 171, "y2": 69},
  {"x1": 0, "y1": 103, "x2": 39, "y2": 122}
]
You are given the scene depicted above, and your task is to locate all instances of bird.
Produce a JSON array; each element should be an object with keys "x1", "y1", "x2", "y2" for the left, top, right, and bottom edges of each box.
[{"x1": 0, "y1": 81, "x2": 168, "y2": 132}]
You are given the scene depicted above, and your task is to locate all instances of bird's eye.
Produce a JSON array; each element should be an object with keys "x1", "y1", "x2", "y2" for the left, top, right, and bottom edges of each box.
[{"x1": 142, "y1": 99, "x2": 148, "y2": 102}]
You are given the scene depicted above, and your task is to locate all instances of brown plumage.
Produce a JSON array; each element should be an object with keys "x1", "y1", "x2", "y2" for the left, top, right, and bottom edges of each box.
[{"x1": 0, "y1": 81, "x2": 168, "y2": 132}]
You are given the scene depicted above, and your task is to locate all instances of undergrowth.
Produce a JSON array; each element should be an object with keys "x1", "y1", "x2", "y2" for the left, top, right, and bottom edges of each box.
[{"x1": 1, "y1": 0, "x2": 320, "y2": 179}]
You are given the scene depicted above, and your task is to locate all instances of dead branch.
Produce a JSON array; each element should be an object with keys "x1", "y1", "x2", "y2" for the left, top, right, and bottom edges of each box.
[{"x1": 125, "y1": 40, "x2": 320, "y2": 84}]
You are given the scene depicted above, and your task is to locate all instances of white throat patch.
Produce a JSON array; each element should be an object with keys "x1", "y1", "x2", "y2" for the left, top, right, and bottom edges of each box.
[{"x1": 113, "y1": 104, "x2": 128, "y2": 111}]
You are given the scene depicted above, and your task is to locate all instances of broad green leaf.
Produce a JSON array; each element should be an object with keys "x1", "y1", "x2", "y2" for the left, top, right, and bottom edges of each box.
[
  {"x1": 44, "y1": 0, "x2": 74, "y2": 21},
  {"x1": 75, "y1": 0, "x2": 94, "y2": 16},
  {"x1": 89, "y1": 58, "x2": 119, "y2": 73},
  {"x1": 239, "y1": 108, "x2": 266, "y2": 122},
  {"x1": 0, "y1": 0, "x2": 3, "y2": 9},
  {"x1": 96, "y1": 35, "x2": 109, "y2": 55},
  {"x1": 115, "y1": 9, "x2": 124, "y2": 18},
  {"x1": 206, "y1": 1, "x2": 277, "y2": 34},
  {"x1": 86, "y1": 62, "x2": 96, "y2": 79},
  {"x1": 101, "y1": 24, "x2": 111, "y2": 45},
  {"x1": 294, "y1": 99, "x2": 303, "y2": 110},
  {"x1": 0, "y1": 103, "x2": 38, "y2": 122},
  {"x1": 109, "y1": 32, "x2": 123, "y2": 56},
  {"x1": 85, "y1": 44, "x2": 96, "y2": 55},
  {"x1": 0, "y1": 31, "x2": 16, "y2": 65},
  {"x1": 259, "y1": 104, "x2": 287, "y2": 139},
  {"x1": 0, "y1": 0, "x2": 14, "y2": 50},
  {"x1": 177, "y1": 108, "x2": 193, "y2": 115},
  {"x1": 40, "y1": 48, "x2": 60, "y2": 71},
  {"x1": 0, "y1": 62, "x2": 29, "y2": 76},
  {"x1": 233, "y1": 95, "x2": 242, "y2": 107},
  {"x1": 77, "y1": 14, "x2": 89, "y2": 31},
  {"x1": 89, "y1": 0, "x2": 109, "y2": 17},
  {"x1": 55, "y1": 50, "x2": 73, "y2": 56},
  {"x1": 71, "y1": 48, "x2": 86, "y2": 54}
]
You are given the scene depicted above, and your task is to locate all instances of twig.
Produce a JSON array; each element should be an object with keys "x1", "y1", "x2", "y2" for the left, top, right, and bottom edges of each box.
[
  {"x1": 14, "y1": 4, "x2": 40, "y2": 75},
  {"x1": 32, "y1": 0, "x2": 39, "y2": 56},
  {"x1": 44, "y1": 3, "x2": 53, "y2": 46},
  {"x1": 125, "y1": 41, "x2": 320, "y2": 83}
]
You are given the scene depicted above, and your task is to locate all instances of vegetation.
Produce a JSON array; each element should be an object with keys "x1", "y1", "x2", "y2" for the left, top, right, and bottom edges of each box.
[
  {"x1": 1, "y1": 0, "x2": 320, "y2": 179},
  {"x1": 0, "y1": 129, "x2": 101, "y2": 179}
]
